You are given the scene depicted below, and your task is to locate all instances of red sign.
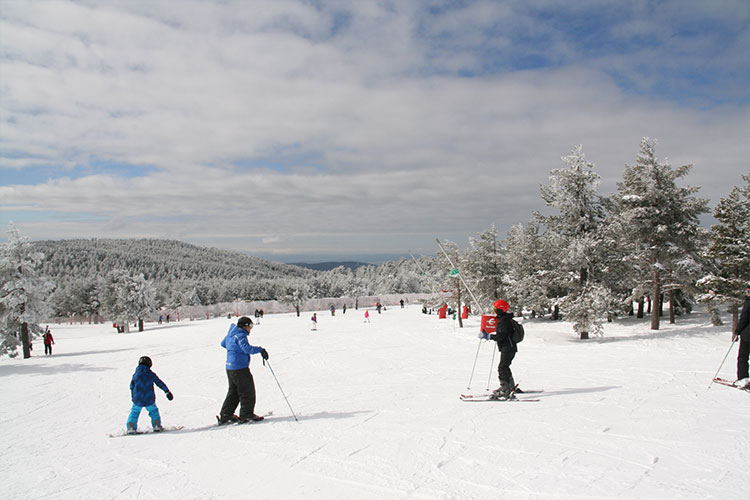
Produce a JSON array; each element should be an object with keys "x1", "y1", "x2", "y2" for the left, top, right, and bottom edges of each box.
[{"x1": 480, "y1": 315, "x2": 497, "y2": 333}]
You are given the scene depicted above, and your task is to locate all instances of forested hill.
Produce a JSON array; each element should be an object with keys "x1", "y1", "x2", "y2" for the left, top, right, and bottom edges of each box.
[{"x1": 34, "y1": 238, "x2": 313, "y2": 284}]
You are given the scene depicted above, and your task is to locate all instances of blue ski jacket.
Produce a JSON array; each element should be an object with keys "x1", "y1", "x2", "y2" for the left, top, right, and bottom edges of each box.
[
  {"x1": 130, "y1": 365, "x2": 170, "y2": 406},
  {"x1": 221, "y1": 323, "x2": 263, "y2": 370}
]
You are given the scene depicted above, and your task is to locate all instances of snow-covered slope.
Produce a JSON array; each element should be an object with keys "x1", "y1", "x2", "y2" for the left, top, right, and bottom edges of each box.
[{"x1": 2, "y1": 307, "x2": 748, "y2": 499}]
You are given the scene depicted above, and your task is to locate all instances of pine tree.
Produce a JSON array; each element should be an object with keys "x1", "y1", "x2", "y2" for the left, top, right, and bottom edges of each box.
[
  {"x1": 98, "y1": 270, "x2": 156, "y2": 332},
  {"x1": 535, "y1": 145, "x2": 611, "y2": 338},
  {"x1": 503, "y1": 220, "x2": 563, "y2": 318},
  {"x1": 611, "y1": 138, "x2": 709, "y2": 330},
  {"x1": 463, "y1": 225, "x2": 505, "y2": 312},
  {"x1": 0, "y1": 224, "x2": 54, "y2": 358},
  {"x1": 698, "y1": 171, "x2": 750, "y2": 330}
]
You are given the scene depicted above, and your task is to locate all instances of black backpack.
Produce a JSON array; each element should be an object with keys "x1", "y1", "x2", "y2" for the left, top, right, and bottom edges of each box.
[{"x1": 511, "y1": 319, "x2": 524, "y2": 343}]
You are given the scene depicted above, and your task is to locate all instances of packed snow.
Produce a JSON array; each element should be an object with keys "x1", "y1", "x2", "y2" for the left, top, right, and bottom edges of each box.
[{"x1": 2, "y1": 305, "x2": 748, "y2": 499}]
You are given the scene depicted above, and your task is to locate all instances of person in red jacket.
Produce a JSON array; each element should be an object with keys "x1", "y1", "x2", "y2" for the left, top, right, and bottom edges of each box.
[{"x1": 43, "y1": 326, "x2": 54, "y2": 356}]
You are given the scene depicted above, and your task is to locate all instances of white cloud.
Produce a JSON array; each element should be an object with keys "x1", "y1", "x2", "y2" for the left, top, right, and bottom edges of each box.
[{"x1": 1, "y1": 0, "x2": 748, "y2": 258}]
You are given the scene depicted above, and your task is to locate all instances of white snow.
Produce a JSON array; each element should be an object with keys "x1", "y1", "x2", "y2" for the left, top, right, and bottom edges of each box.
[{"x1": 2, "y1": 306, "x2": 748, "y2": 499}]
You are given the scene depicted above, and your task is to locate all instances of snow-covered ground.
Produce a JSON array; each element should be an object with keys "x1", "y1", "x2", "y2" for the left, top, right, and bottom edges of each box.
[{"x1": 2, "y1": 306, "x2": 748, "y2": 499}]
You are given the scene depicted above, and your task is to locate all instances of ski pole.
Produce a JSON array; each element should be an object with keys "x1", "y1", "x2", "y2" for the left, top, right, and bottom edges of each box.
[
  {"x1": 264, "y1": 359, "x2": 299, "y2": 422},
  {"x1": 708, "y1": 335, "x2": 739, "y2": 390},
  {"x1": 486, "y1": 347, "x2": 496, "y2": 391},
  {"x1": 466, "y1": 339, "x2": 483, "y2": 389}
]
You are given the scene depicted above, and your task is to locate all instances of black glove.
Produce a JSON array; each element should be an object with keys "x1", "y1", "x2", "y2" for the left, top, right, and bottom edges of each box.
[
  {"x1": 166, "y1": 391, "x2": 174, "y2": 401},
  {"x1": 260, "y1": 348, "x2": 269, "y2": 360}
]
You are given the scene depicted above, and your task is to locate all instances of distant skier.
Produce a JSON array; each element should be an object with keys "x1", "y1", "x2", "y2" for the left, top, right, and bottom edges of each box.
[
  {"x1": 400, "y1": 299, "x2": 404, "y2": 308},
  {"x1": 343, "y1": 304, "x2": 347, "y2": 314},
  {"x1": 127, "y1": 356, "x2": 173, "y2": 434},
  {"x1": 218, "y1": 317, "x2": 268, "y2": 424},
  {"x1": 43, "y1": 326, "x2": 54, "y2": 356},
  {"x1": 376, "y1": 302, "x2": 382, "y2": 314},
  {"x1": 734, "y1": 284, "x2": 750, "y2": 388},
  {"x1": 311, "y1": 313, "x2": 318, "y2": 330},
  {"x1": 479, "y1": 300, "x2": 517, "y2": 400},
  {"x1": 330, "y1": 304, "x2": 335, "y2": 316},
  {"x1": 364, "y1": 310, "x2": 370, "y2": 323}
]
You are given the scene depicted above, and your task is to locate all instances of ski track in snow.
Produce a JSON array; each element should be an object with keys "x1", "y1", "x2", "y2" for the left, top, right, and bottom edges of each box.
[{"x1": 2, "y1": 306, "x2": 750, "y2": 499}]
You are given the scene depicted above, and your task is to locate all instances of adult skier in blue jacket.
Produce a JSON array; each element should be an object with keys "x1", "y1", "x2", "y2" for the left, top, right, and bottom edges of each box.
[
  {"x1": 218, "y1": 316, "x2": 269, "y2": 424},
  {"x1": 127, "y1": 356, "x2": 173, "y2": 434}
]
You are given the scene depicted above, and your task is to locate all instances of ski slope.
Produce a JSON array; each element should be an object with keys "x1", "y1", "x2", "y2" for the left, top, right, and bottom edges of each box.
[{"x1": 2, "y1": 306, "x2": 748, "y2": 499}]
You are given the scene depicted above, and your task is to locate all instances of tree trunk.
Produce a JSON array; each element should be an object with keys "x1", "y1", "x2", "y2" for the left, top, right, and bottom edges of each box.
[
  {"x1": 637, "y1": 297, "x2": 644, "y2": 318},
  {"x1": 552, "y1": 304, "x2": 559, "y2": 320},
  {"x1": 580, "y1": 330, "x2": 589, "y2": 340},
  {"x1": 669, "y1": 289, "x2": 675, "y2": 324},
  {"x1": 355, "y1": 298, "x2": 359, "y2": 310},
  {"x1": 138, "y1": 318, "x2": 144, "y2": 332},
  {"x1": 21, "y1": 322, "x2": 31, "y2": 359},
  {"x1": 651, "y1": 270, "x2": 660, "y2": 330}
]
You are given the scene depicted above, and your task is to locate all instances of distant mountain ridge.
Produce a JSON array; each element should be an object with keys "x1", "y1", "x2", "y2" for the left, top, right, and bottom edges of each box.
[
  {"x1": 33, "y1": 238, "x2": 314, "y2": 285},
  {"x1": 291, "y1": 261, "x2": 371, "y2": 271}
]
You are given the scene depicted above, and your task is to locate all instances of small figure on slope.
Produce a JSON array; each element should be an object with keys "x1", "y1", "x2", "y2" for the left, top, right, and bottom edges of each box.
[
  {"x1": 218, "y1": 317, "x2": 269, "y2": 424},
  {"x1": 734, "y1": 284, "x2": 750, "y2": 388},
  {"x1": 479, "y1": 300, "x2": 518, "y2": 400},
  {"x1": 43, "y1": 326, "x2": 54, "y2": 356},
  {"x1": 127, "y1": 356, "x2": 173, "y2": 434},
  {"x1": 311, "y1": 313, "x2": 318, "y2": 331},
  {"x1": 364, "y1": 309, "x2": 370, "y2": 323}
]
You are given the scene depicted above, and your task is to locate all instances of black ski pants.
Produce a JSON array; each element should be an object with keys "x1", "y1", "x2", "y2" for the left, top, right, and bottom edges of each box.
[
  {"x1": 738, "y1": 338, "x2": 750, "y2": 380},
  {"x1": 220, "y1": 368, "x2": 256, "y2": 420},
  {"x1": 497, "y1": 347, "x2": 516, "y2": 384}
]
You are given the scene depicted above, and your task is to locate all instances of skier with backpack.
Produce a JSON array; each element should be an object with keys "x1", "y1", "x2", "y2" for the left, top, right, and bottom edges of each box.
[{"x1": 479, "y1": 299, "x2": 523, "y2": 400}]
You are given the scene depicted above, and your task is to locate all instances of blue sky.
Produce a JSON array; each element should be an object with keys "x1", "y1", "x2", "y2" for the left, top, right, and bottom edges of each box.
[{"x1": 1, "y1": 0, "x2": 748, "y2": 262}]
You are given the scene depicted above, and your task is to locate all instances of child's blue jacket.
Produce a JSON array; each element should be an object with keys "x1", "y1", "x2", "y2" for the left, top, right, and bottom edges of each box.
[{"x1": 130, "y1": 365, "x2": 169, "y2": 406}]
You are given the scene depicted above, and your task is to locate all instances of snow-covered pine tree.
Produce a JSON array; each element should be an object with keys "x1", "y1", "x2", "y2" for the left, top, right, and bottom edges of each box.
[
  {"x1": 98, "y1": 269, "x2": 156, "y2": 332},
  {"x1": 279, "y1": 280, "x2": 309, "y2": 316},
  {"x1": 503, "y1": 220, "x2": 561, "y2": 318},
  {"x1": 535, "y1": 145, "x2": 611, "y2": 339},
  {"x1": 463, "y1": 225, "x2": 504, "y2": 313},
  {"x1": 611, "y1": 138, "x2": 709, "y2": 330},
  {"x1": 0, "y1": 223, "x2": 54, "y2": 358},
  {"x1": 698, "y1": 171, "x2": 750, "y2": 330}
]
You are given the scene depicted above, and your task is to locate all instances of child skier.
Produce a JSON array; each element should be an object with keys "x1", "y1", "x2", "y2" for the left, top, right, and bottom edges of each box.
[
  {"x1": 311, "y1": 313, "x2": 318, "y2": 330},
  {"x1": 127, "y1": 356, "x2": 173, "y2": 434}
]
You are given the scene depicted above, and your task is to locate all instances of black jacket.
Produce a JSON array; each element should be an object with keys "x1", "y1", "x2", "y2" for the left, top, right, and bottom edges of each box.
[
  {"x1": 736, "y1": 296, "x2": 750, "y2": 341},
  {"x1": 490, "y1": 311, "x2": 517, "y2": 352}
]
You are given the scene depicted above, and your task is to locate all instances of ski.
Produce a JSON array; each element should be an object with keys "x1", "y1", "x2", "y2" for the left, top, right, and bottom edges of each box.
[
  {"x1": 713, "y1": 378, "x2": 750, "y2": 392},
  {"x1": 216, "y1": 411, "x2": 273, "y2": 426},
  {"x1": 460, "y1": 395, "x2": 539, "y2": 402},
  {"x1": 109, "y1": 425, "x2": 184, "y2": 438}
]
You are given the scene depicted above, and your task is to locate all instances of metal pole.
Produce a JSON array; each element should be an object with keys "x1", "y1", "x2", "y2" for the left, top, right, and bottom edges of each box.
[
  {"x1": 708, "y1": 336, "x2": 738, "y2": 389},
  {"x1": 437, "y1": 238, "x2": 490, "y2": 391},
  {"x1": 486, "y1": 348, "x2": 496, "y2": 391},
  {"x1": 265, "y1": 360, "x2": 299, "y2": 422},
  {"x1": 436, "y1": 238, "x2": 485, "y2": 315}
]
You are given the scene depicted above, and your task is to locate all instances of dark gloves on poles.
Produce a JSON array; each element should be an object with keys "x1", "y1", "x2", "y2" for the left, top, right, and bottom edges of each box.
[
  {"x1": 166, "y1": 391, "x2": 174, "y2": 401},
  {"x1": 260, "y1": 348, "x2": 269, "y2": 360},
  {"x1": 478, "y1": 330, "x2": 490, "y2": 340}
]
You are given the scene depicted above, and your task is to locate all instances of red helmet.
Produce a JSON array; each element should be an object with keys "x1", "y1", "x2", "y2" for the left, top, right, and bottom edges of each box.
[{"x1": 493, "y1": 299, "x2": 509, "y2": 312}]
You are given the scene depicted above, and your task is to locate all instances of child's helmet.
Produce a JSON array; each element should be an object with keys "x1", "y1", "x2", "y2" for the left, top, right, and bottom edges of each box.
[
  {"x1": 493, "y1": 300, "x2": 509, "y2": 313},
  {"x1": 138, "y1": 356, "x2": 152, "y2": 368}
]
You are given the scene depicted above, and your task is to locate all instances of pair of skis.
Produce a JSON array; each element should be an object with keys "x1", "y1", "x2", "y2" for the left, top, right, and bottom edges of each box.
[
  {"x1": 712, "y1": 377, "x2": 750, "y2": 393},
  {"x1": 460, "y1": 386, "x2": 543, "y2": 402}
]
